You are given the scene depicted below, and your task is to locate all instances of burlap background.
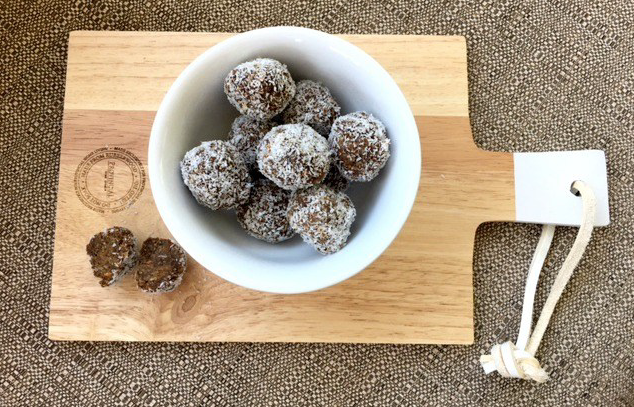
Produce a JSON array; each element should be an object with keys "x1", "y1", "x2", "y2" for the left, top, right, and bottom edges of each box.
[{"x1": 1, "y1": 1, "x2": 633, "y2": 405}]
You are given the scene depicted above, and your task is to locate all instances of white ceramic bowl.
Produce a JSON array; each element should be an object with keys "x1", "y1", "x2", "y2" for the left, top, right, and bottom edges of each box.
[{"x1": 149, "y1": 27, "x2": 421, "y2": 294}]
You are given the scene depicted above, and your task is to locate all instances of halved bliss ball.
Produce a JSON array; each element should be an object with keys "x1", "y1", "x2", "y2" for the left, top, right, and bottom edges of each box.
[
  {"x1": 287, "y1": 185, "x2": 356, "y2": 255},
  {"x1": 329, "y1": 111, "x2": 390, "y2": 182},
  {"x1": 224, "y1": 58, "x2": 296, "y2": 120},
  {"x1": 281, "y1": 80, "x2": 341, "y2": 137},
  {"x1": 135, "y1": 238, "x2": 187, "y2": 293},
  {"x1": 227, "y1": 115, "x2": 275, "y2": 169},
  {"x1": 257, "y1": 124, "x2": 331, "y2": 190},
  {"x1": 180, "y1": 140, "x2": 251, "y2": 210},
  {"x1": 237, "y1": 179, "x2": 294, "y2": 243},
  {"x1": 86, "y1": 226, "x2": 137, "y2": 287}
]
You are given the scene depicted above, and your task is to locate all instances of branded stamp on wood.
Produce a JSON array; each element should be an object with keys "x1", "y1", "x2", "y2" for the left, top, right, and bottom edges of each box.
[{"x1": 74, "y1": 147, "x2": 146, "y2": 213}]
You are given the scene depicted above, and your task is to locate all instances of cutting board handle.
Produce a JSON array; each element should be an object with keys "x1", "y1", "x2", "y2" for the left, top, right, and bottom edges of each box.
[{"x1": 420, "y1": 117, "x2": 610, "y2": 229}]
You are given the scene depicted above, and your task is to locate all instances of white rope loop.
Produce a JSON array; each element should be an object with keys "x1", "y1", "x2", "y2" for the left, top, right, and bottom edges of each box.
[{"x1": 480, "y1": 180, "x2": 596, "y2": 383}]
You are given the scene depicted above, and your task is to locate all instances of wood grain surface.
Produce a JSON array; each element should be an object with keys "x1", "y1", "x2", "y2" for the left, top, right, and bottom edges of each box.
[{"x1": 49, "y1": 31, "x2": 515, "y2": 344}]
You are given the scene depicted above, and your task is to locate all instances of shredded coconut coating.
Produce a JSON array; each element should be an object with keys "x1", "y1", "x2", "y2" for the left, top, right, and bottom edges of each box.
[
  {"x1": 180, "y1": 140, "x2": 251, "y2": 210},
  {"x1": 287, "y1": 185, "x2": 356, "y2": 255},
  {"x1": 86, "y1": 226, "x2": 137, "y2": 287},
  {"x1": 227, "y1": 115, "x2": 275, "y2": 169},
  {"x1": 280, "y1": 80, "x2": 341, "y2": 136},
  {"x1": 237, "y1": 179, "x2": 294, "y2": 243},
  {"x1": 322, "y1": 166, "x2": 350, "y2": 192},
  {"x1": 257, "y1": 124, "x2": 331, "y2": 190},
  {"x1": 224, "y1": 58, "x2": 296, "y2": 120},
  {"x1": 135, "y1": 238, "x2": 187, "y2": 293},
  {"x1": 329, "y1": 111, "x2": 390, "y2": 182}
]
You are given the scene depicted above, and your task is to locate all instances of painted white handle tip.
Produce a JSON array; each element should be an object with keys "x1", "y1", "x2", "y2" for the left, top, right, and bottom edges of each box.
[{"x1": 514, "y1": 150, "x2": 609, "y2": 227}]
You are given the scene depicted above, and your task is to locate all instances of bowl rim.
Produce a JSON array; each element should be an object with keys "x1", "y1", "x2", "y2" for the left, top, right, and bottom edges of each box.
[{"x1": 148, "y1": 26, "x2": 421, "y2": 294}]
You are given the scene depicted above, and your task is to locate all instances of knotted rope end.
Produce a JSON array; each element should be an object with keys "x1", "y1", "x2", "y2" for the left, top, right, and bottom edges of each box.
[{"x1": 480, "y1": 342, "x2": 549, "y2": 383}]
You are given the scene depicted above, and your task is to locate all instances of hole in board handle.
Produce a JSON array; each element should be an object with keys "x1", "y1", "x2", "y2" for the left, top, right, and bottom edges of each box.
[{"x1": 570, "y1": 181, "x2": 582, "y2": 196}]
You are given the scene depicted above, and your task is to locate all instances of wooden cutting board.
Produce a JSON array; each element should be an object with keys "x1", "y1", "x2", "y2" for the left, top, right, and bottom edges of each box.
[{"x1": 49, "y1": 31, "x2": 515, "y2": 344}]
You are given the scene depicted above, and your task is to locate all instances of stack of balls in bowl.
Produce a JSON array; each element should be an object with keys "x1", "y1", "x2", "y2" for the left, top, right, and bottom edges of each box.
[{"x1": 180, "y1": 58, "x2": 390, "y2": 255}]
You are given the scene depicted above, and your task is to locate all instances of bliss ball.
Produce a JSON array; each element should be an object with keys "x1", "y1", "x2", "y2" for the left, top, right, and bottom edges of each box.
[
  {"x1": 135, "y1": 238, "x2": 187, "y2": 293},
  {"x1": 322, "y1": 166, "x2": 349, "y2": 192},
  {"x1": 224, "y1": 58, "x2": 296, "y2": 120},
  {"x1": 329, "y1": 111, "x2": 390, "y2": 182},
  {"x1": 180, "y1": 140, "x2": 251, "y2": 210},
  {"x1": 237, "y1": 179, "x2": 294, "y2": 243},
  {"x1": 227, "y1": 115, "x2": 275, "y2": 168},
  {"x1": 257, "y1": 124, "x2": 331, "y2": 190},
  {"x1": 281, "y1": 80, "x2": 341, "y2": 136},
  {"x1": 288, "y1": 185, "x2": 356, "y2": 255},
  {"x1": 86, "y1": 227, "x2": 137, "y2": 287}
]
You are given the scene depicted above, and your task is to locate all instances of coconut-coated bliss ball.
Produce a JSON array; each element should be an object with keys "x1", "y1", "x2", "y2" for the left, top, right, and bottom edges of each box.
[
  {"x1": 237, "y1": 179, "x2": 294, "y2": 243},
  {"x1": 329, "y1": 111, "x2": 390, "y2": 182},
  {"x1": 281, "y1": 80, "x2": 341, "y2": 137},
  {"x1": 257, "y1": 124, "x2": 331, "y2": 190},
  {"x1": 287, "y1": 185, "x2": 356, "y2": 255},
  {"x1": 180, "y1": 140, "x2": 251, "y2": 210},
  {"x1": 224, "y1": 58, "x2": 296, "y2": 120},
  {"x1": 227, "y1": 115, "x2": 275, "y2": 168}
]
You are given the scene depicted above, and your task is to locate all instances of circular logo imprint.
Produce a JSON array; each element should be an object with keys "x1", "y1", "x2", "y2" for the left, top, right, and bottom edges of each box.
[{"x1": 74, "y1": 147, "x2": 146, "y2": 213}]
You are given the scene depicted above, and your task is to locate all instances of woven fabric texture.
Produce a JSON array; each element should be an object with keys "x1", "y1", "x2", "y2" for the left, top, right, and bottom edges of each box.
[{"x1": 1, "y1": 1, "x2": 633, "y2": 406}]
